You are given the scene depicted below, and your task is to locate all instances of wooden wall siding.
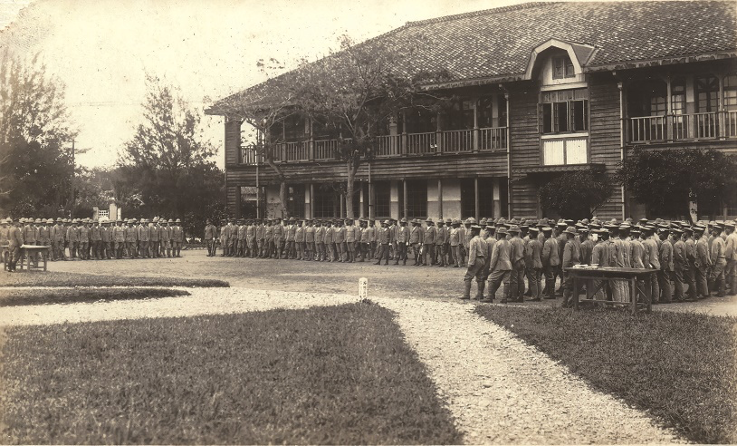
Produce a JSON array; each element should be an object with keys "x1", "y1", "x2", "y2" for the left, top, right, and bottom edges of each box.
[
  {"x1": 588, "y1": 74, "x2": 624, "y2": 219},
  {"x1": 226, "y1": 185, "x2": 239, "y2": 215},
  {"x1": 224, "y1": 119, "x2": 241, "y2": 167},
  {"x1": 225, "y1": 152, "x2": 509, "y2": 186},
  {"x1": 507, "y1": 85, "x2": 542, "y2": 216}
]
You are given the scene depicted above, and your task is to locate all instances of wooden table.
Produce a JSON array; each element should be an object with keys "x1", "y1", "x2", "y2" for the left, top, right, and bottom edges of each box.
[
  {"x1": 18, "y1": 245, "x2": 52, "y2": 272},
  {"x1": 568, "y1": 266, "x2": 659, "y2": 314}
]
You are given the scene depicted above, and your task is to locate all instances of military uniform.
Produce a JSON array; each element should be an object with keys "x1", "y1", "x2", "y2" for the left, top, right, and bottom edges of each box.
[
  {"x1": 304, "y1": 220, "x2": 316, "y2": 261},
  {"x1": 6, "y1": 220, "x2": 23, "y2": 271},
  {"x1": 525, "y1": 228, "x2": 543, "y2": 301},
  {"x1": 125, "y1": 220, "x2": 138, "y2": 258},
  {"x1": 541, "y1": 230, "x2": 559, "y2": 299},
  {"x1": 102, "y1": 221, "x2": 113, "y2": 259},
  {"x1": 487, "y1": 228, "x2": 512, "y2": 302},
  {"x1": 709, "y1": 226, "x2": 726, "y2": 297},
  {"x1": 295, "y1": 221, "x2": 305, "y2": 260},
  {"x1": 462, "y1": 226, "x2": 487, "y2": 300},
  {"x1": 315, "y1": 221, "x2": 326, "y2": 261},
  {"x1": 172, "y1": 219, "x2": 183, "y2": 257},
  {"x1": 334, "y1": 222, "x2": 346, "y2": 262},
  {"x1": 395, "y1": 219, "x2": 410, "y2": 265}
]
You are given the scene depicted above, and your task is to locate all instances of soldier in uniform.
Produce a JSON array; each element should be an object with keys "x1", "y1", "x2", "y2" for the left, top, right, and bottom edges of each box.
[
  {"x1": 333, "y1": 220, "x2": 344, "y2": 262},
  {"x1": 435, "y1": 220, "x2": 447, "y2": 267},
  {"x1": 374, "y1": 220, "x2": 391, "y2": 265},
  {"x1": 172, "y1": 218, "x2": 183, "y2": 257},
  {"x1": 642, "y1": 226, "x2": 661, "y2": 302},
  {"x1": 51, "y1": 218, "x2": 64, "y2": 261},
  {"x1": 304, "y1": 219, "x2": 316, "y2": 261},
  {"x1": 89, "y1": 220, "x2": 101, "y2": 260},
  {"x1": 7, "y1": 218, "x2": 23, "y2": 272},
  {"x1": 423, "y1": 218, "x2": 436, "y2": 266},
  {"x1": 709, "y1": 224, "x2": 726, "y2": 297},
  {"x1": 560, "y1": 226, "x2": 579, "y2": 308},
  {"x1": 449, "y1": 219, "x2": 461, "y2": 268},
  {"x1": 725, "y1": 222, "x2": 737, "y2": 295},
  {"x1": 272, "y1": 218, "x2": 284, "y2": 259},
  {"x1": 344, "y1": 219, "x2": 356, "y2": 263},
  {"x1": 671, "y1": 228, "x2": 687, "y2": 302},
  {"x1": 37, "y1": 219, "x2": 51, "y2": 264},
  {"x1": 461, "y1": 224, "x2": 486, "y2": 300},
  {"x1": 394, "y1": 218, "x2": 409, "y2": 265},
  {"x1": 359, "y1": 219, "x2": 370, "y2": 262},
  {"x1": 541, "y1": 226, "x2": 559, "y2": 300},
  {"x1": 101, "y1": 220, "x2": 112, "y2": 259},
  {"x1": 314, "y1": 220, "x2": 325, "y2": 261},
  {"x1": 486, "y1": 226, "x2": 511, "y2": 303},
  {"x1": 76, "y1": 219, "x2": 89, "y2": 260},
  {"x1": 324, "y1": 220, "x2": 335, "y2": 262},
  {"x1": 125, "y1": 219, "x2": 137, "y2": 258},
  {"x1": 508, "y1": 225, "x2": 526, "y2": 302},
  {"x1": 525, "y1": 226, "x2": 543, "y2": 301},
  {"x1": 657, "y1": 228, "x2": 674, "y2": 303},
  {"x1": 113, "y1": 219, "x2": 125, "y2": 259},
  {"x1": 367, "y1": 220, "x2": 377, "y2": 261},
  {"x1": 204, "y1": 219, "x2": 217, "y2": 256},
  {"x1": 294, "y1": 219, "x2": 305, "y2": 260},
  {"x1": 409, "y1": 218, "x2": 423, "y2": 266},
  {"x1": 284, "y1": 217, "x2": 296, "y2": 259},
  {"x1": 693, "y1": 225, "x2": 710, "y2": 299}
]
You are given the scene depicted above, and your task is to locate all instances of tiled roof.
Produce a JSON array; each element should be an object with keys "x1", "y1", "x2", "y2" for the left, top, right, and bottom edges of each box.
[{"x1": 208, "y1": 1, "x2": 737, "y2": 115}]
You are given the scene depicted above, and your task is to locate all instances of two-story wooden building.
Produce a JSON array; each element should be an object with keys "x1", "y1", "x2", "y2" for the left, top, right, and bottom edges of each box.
[{"x1": 207, "y1": 1, "x2": 737, "y2": 221}]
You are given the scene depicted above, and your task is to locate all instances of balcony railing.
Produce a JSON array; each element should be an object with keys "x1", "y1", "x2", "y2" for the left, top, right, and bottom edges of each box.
[
  {"x1": 629, "y1": 111, "x2": 737, "y2": 143},
  {"x1": 238, "y1": 126, "x2": 507, "y2": 165}
]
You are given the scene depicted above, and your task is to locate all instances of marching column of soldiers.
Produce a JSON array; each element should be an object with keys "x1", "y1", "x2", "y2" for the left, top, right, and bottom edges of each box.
[
  {"x1": 1, "y1": 217, "x2": 185, "y2": 272},
  {"x1": 203, "y1": 215, "x2": 737, "y2": 305},
  {"x1": 463, "y1": 217, "x2": 737, "y2": 305}
]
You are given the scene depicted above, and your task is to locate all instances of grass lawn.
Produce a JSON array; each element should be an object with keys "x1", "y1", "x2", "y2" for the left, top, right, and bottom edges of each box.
[
  {"x1": 475, "y1": 305, "x2": 737, "y2": 444},
  {"x1": 0, "y1": 288, "x2": 190, "y2": 307},
  {"x1": 0, "y1": 302, "x2": 460, "y2": 445},
  {"x1": 0, "y1": 271, "x2": 228, "y2": 288}
]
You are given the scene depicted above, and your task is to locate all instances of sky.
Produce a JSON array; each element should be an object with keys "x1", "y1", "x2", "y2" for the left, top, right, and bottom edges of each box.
[{"x1": 0, "y1": 0, "x2": 532, "y2": 169}]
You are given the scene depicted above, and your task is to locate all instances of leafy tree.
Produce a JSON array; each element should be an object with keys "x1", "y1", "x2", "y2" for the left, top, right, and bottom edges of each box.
[
  {"x1": 538, "y1": 167, "x2": 613, "y2": 219},
  {"x1": 617, "y1": 148, "x2": 737, "y2": 220},
  {"x1": 0, "y1": 51, "x2": 77, "y2": 216},
  {"x1": 118, "y1": 75, "x2": 224, "y2": 236},
  {"x1": 296, "y1": 35, "x2": 449, "y2": 219}
]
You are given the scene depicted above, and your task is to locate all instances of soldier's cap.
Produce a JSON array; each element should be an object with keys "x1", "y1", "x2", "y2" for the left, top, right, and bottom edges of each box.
[
  {"x1": 56, "y1": 217, "x2": 63, "y2": 222},
  {"x1": 470, "y1": 224, "x2": 482, "y2": 230},
  {"x1": 639, "y1": 218, "x2": 649, "y2": 223},
  {"x1": 603, "y1": 224, "x2": 617, "y2": 230},
  {"x1": 575, "y1": 222, "x2": 587, "y2": 229},
  {"x1": 479, "y1": 218, "x2": 487, "y2": 226},
  {"x1": 445, "y1": 218, "x2": 452, "y2": 224},
  {"x1": 564, "y1": 219, "x2": 575, "y2": 226},
  {"x1": 175, "y1": 218, "x2": 181, "y2": 223},
  {"x1": 466, "y1": 217, "x2": 477, "y2": 225},
  {"x1": 581, "y1": 218, "x2": 590, "y2": 224},
  {"x1": 693, "y1": 225, "x2": 705, "y2": 232},
  {"x1": 400, "y1": 218, "x2": 408, "y2": 224},
  {"x1": 618, "y1": 225, "x2": 631, "y2": 231},
  {"x1": 519, "y1": 224, "x2": 529, "y2": 230},
  {"x1": 712, "y1": 224, "x2": 724, "y2": 231},
  {"x1": 425, "y1": 218, "x2": 434, "y2": 224},
  {"x1": 588, "y1": 223, "x2": 602, "y2": 230},
  {"x1": 487, "y1": 225, "x2": 496, "y2": 233},
  {"x1": 542, "y1": 226, "x2": 553, "y2": 233},
  {"x1": 563, "y1": 226, "x2": 577, "y2": 236},
  {"x1": 555, "y1": 222, "x2": 567, "y2": 228},
  {"x1": 596, "y1": 228, "x2": 610, "y2": 235},
  {"x1": 437, "y1": 220, "x2": 445, "y2": 225},
  {"x1": 725, "y1": 222, "x2": 736, "y2": 229},
  {"x1": 631, "y1": 227, "x2": 641, "y2": 234},
  {"x1": 682, "y1": 227, "x2": 694, "y2": 233},
  {"x1": 508, "y1": 225, "x2": 521, "y2": 233},
  {"x1": 497, "y1": 227, "x2": 509, "y2": 235},
  {"x1": 34, "y1": 218, "x2": 41, "y2": 223},
  {"x1": 671, "y1": 228, "x2": 684, "y2": 234},
  {"x1": 451, "y1": 218, "x2": 460, "y2": 225},
  {"x1": 46, "y1": 219, "x2": 53, "y2": 224},
  {"x1": 578, "y1": 227, "x2": 590, "y2": 233},
  {"x1": 167, "y1": 219, "x2": 173, "y2": 223},
  {"x1": 382, "y1": 219, "x2": 390, "y2": 225},
  {"x1": 528, "y1": 226, "x2": 539, "y2": 233}
]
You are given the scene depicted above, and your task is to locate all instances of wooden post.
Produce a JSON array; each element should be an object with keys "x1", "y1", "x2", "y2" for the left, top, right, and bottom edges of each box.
[
  {"x1": 473, "y1": 97, "x2": 479, "y2": 152},
  {"x1": 403, "y1": 179, "x2": 408, "y2": 219},
  {"x1": 436, "y1": 111, "x2": 442, "y2": 154},
  {"x1": 438, "y1": 179, "x2": 443, "y2": 219},
  {"x1": 474, "y1": 177, "x2": 480, "y2": 222},
  {"x1": 401, "y1": 111, "x2": 408, "y2": 156}
]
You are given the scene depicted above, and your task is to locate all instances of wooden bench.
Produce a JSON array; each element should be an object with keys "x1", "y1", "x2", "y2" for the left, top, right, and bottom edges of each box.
[{"x1": 568, "y1": 266, "x2": 659, "y2": 314}]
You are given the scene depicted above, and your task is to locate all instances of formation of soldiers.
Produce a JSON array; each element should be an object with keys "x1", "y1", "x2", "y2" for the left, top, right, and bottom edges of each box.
[
  {"x1": 1, "y1": 217, "x2": 185, "y2": 272},
  {"x1": 203, "y1": 217, "x2": 475, "y2": 265},
  {"x1": 463, "y1": 217, "x2": 737, "y2": 306}
]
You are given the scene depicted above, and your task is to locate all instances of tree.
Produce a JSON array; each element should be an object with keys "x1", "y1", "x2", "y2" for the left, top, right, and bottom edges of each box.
[
  {"x1": 617, "y1": 148, "x2": 737, "y2": 220},
  {"x1": 538, "y1": 167, "x2": 612, "y2": 219},
  {"x1": 118, "y1": 75, "x2": 224, "y2": 236},
  {"x1": 296, "y1": 35, "x2": 450, "y2": 219},
  {"x1": 0, "y1": 51, "x2": 77, "y2": 216},
  {"x1": 214, "y1": 58, "x2": 301, "y2": 218}
]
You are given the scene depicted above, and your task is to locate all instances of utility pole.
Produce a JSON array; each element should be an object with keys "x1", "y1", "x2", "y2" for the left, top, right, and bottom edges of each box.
[{"x1": 70, "y1": 139, "x2": 75, "y2": 219}]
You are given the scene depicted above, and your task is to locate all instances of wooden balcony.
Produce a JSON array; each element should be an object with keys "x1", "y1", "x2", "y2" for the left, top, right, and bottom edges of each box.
[
  {"x1": 237, "y1": 127, "x2": 508, "y2": 165},
  {"x1": 629, "y1": 110, "x2": 737, "y2": 144}
]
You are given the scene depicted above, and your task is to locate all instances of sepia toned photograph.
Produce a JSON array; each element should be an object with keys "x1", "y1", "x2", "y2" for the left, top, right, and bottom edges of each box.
[{"x1": 0, "y1": 0, "x2": 736, "y2": 444}]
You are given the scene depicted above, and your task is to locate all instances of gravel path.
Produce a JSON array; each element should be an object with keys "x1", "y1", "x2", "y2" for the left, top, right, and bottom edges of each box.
[{"x1": 0, "y1": 288, "x2": 685, "y2": 444}]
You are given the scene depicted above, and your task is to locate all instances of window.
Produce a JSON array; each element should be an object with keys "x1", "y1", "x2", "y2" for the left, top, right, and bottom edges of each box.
[
  {"x1": 552, "y1": 55, "x2": 575, "y2": 80},
  {"x1": 695, "y1": 75, "x2": 719, "y2": 112},
  {"x1": 313, "y1": 184, "x2": 337, "y2": 218},
  {"x1": 283, "y1": 115, "x2": 306, "y2": 141},
  {"x1": 540, "y1": 89, "x2": 588, "y2": 134},
  {"x1": 239, "y1": 186, "x2": 265, "y2": 218},
  {"x1": 724, "y1": 75, "x2": 737, "y2": 111},
  {"x1": 405, "y1": 180, "x2": 427, "y2": 219},
  {"x1": 446, "y1": 99, "x2": 474, "y2": 130},
  {"x1": 373, "y1": 182, "x2": 391, "y2": 218},
  {"x1": 478, "y1": 95, "x2": 507, "y2": 128},
  {"x1": 286, "y1": 184, "x2": 305, "y2": 218}
]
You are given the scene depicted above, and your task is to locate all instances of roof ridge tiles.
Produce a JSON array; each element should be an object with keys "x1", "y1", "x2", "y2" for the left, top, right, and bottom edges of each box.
[{"x1": 404, "y1": 1, "x2": 555, "y2": 27}]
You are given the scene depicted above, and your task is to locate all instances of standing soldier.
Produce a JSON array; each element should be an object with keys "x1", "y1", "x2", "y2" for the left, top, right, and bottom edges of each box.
[
  {"x1": 149, "y1": 218, "x2": 160, "y2": 258},
  {"x1": 246, "y1": 219, "x2": 256, "y2": 258},
  {"x1": 304, "y1": 219, "x2": 315, "y2": 261},
  {"x1": 435, "y1": 220, "x2": 447, "y2": 267},
  {"x1": 294, "y1": 219, "x2": 304, "y2": 260},
  {"x1": 67, "y1": 219, "x2": 80, "y2": 260},
  {"x1": 333, "y1": 220, "x2": 345, "y2": 262},
  {"x1": 323, "y1": 220, "x2": 334, "y2": 262},
  {"x1": 36, "y1": 219, "x2": 50, "y2": 264},
  {"x1": 541, "y1": 227, "x2": 559, "y2": 300},
  {"x1": 236, "y1": 219, "x2": 246, "y2": 257},
  {"x1": 486, "y1": 227, "x2": 511, "y2": 303},
  {"x1": 658, "y1": 228, "x2": 674, "y2": 303},
  {"x1": 709, "y1": 224, "x2": 726, "y2": 297},
  {"x1": 0, "y1": 219, "x2": 9, "y2": 269},
  {"x1": 204, "y1": 219, "x2": 217, "y2": 257},
  {"x1": 672, "y1": 228, "x2": 687, "y2": 302},
  {"x1": 682, "y1": 227, "x2": 698, "y2": 301},
  {"x1": 394, "y1": 218, "x2": 409, "y2": 266},
  {"x1": 22, "y1": 218, "x2": 36, "y2": 265},
  {"x1": 461, "y1": 224, "x2": 486, "y2": 300},
  {"x1": 725, "y1": 222, "x2": 737, "y2": 296},
  {"x1": 125, "y1": 219, "x2": 138, "y2": 258},
  {"x1": 344, "y1": 219, "x2": 356, "y2": 263},
  {"x1": 219, "y1": 219, "x2": 228, "y2": 257},
  {"x1": 462, "y1": 218, "x2": 474, "y2": 266},
  {"x1": 423, "y1": 218, "x2": 436, "y2": 266},
  {"x1": 262, "y1": 219, "x2": 272, "y2": 258},
  {"x1": 7, "y1": 218, "x2": 23, "y2": 272},
  {"x1": 114, "y1": 219, "x2": 126, "y2": 259},
  {"x1": 591, "y1": 229, "x2": 611, "y2": 301},
  {"x1": 101, "y1": 220, "x2": 112, "y2": 259},
  {"x1": 374, "y1": 220, "x2": 391, "y2": 265},
  {"x1": 272, "y1": 218, "x2": 284, "y2": 259},
  {"x1": 172, "y1": 219, "x2": 184, "y2": 257},
  {"x1": 51, "y1": 218, "x2": 65, "y2": 261},
  {"x1": 314, "y1": 220, "x2": 325, "y2": 261},
  {"x1": 449, "y1": 219, "x2": 461, "y2": 268},
  {"x1": 359, "y1": 219, "x2": 371, "y2": 262},
  {"x1": 255, "y1": 219, "x2": 265, "y2": 258},
  {"x1": 90, "y1": 220, "x2": 102, "y2": 260},
  {"x1": 508, "y1": 225, "x2": 526, "y2": 302},
  {"x1": 629, "y1": 227, "x2": 647, "y2": 302},
  {"x1": 694, "y1": 225, "x2": 710, "y2": 299},
  {"x1": 285, "y1": 217, "x2": 296, "y2": 259},
  {"x1": 409, "y1": 219, "x2": 423, "y2": 266},
  {"x1": 643, "y1": 226, "x2": 661, "y2": 302},
  {"x1": 443, "y1": 218, "x2": 453, "y2": 266},
  {"x1": 140, "y1": 219, "x2": 151, "y2": 258},
  {"x1": 525, "y1": 226, "x2": 543, "y2": 301},
  {"x1": 78, "y1": 219, "x2": 91, "y2": 260},
  {"x1": 560, "y1": 226, "x2": 579, "y2": 308},
  {"x1": 367, "y1": 220, "x2": 377, "y2": 261}
]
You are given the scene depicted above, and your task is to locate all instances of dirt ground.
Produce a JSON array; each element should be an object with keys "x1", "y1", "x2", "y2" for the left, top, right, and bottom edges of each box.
[{"x1": 40, "y1": 249, "x2": 737, "y2": 316}]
